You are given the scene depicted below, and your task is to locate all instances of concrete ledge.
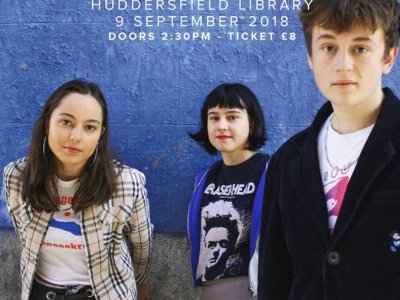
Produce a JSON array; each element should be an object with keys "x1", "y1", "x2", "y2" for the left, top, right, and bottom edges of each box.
[{"x1": 0, "y1": 229, "x2": 200, "y2": 300}]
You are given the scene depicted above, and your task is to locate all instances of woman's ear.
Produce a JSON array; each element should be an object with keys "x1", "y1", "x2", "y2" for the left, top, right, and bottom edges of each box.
[{"x1": 102, "y1": 126, "x2": 105, "y2": 136}]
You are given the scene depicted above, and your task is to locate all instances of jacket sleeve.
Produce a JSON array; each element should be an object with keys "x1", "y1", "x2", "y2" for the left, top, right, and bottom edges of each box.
[
  {"x1": 258, "y1": 153, "x2": 293, "y2": 299},
  {"x1": 125, "y1": 168, "x2": 153, "y2": 285},
  {"x1": 2, "y1": 160, "x2": 26, "y2": 243}
]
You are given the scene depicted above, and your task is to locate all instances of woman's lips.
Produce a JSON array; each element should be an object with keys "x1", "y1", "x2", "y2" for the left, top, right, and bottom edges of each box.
[
  {"x1": 216, "y1": 135, "x2": 231, "y2": 140},
  {"x1": 64, "y1": 146, "x2": 82, "y2": 153}
]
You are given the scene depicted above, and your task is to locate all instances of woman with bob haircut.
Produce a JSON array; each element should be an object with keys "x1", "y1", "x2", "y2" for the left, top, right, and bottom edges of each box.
[
  {"x1": 3, "y1": 79, "x2": 152, "y2": 300},
  {"x1": 187, "y1": 83, "x2": 269, "y2": 299}
]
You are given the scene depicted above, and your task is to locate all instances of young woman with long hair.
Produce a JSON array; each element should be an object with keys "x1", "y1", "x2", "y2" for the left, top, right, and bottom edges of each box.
[{"x1": 3, "y1": 79, "x2": 152, "y2": 300}]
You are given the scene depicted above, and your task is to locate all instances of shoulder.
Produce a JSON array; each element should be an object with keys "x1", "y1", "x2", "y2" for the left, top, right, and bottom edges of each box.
[
  {"x1": 276, "y1": 129, "x2": 307, "y2": 153},
  {"x1": 196, "y1": 160, "x2": 222, "y2": 180},
  {"x1": 3, "y1": 157, "x2": 27, "y2": 201},
  {"x1": 274, "y1": 100, "x2": 331, "y2": 158},
  {"x1": 269, "y1": 126, "x2": 313, "y2": 170},
  {"x1": 197, "y1": 160, "x2": 222, "y2": 176},
  {"x1": 3, "y1": 157, "x2": 27, "y2": 184},
  {"x1": 254, "y1": 153, "x2": 270, "y2": 168},
  {"x1": 113, "y1": 161, "x2": 146, "y2": 186}
]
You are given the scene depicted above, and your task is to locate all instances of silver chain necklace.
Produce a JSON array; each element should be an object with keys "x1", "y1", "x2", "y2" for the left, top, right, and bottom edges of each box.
[{"x1": 324, "y1": 116, "x2": 359, "y2": 179}]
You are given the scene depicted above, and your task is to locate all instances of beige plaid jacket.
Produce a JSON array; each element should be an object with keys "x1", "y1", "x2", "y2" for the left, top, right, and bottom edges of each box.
[{"x1": 3, "y1": 157, "x2": 152, "y2": 300}]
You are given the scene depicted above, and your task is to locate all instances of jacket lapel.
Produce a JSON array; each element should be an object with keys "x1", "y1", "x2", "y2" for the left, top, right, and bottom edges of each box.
[
  {"x1": 331, "y1": 89, "x2": 400, "y2": 241},
  {"x1": 331, "y1": 136, "x2": 395, "y2": 241},
  {"x1": 287, "y1": 89, "x2": 400, "y2": 246}
]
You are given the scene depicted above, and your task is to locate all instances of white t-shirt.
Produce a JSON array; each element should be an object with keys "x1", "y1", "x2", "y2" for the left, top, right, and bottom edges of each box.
[
  {"x1": 36, "y1": 178, "x2": 90, "y2": 285},
  {"x1": 318, "y1": 114, "x2": 373, "y2": 233}
]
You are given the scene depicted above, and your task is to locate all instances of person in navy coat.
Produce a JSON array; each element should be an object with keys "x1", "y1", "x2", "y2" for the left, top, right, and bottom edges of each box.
[{"x1": 258, "y1": 0, "x2": 400, "y2": 299}]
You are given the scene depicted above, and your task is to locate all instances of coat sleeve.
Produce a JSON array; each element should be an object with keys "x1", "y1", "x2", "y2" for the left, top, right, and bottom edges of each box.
[
  {"x1": 125, "y1": 168, "x2": 153, "y2": 285},
  {"x1": 258, "y1": 153, "x2": 293, "y2": 299},
  {"x1": 2, "y1": 160, "x2": 26, "y2": 243}
]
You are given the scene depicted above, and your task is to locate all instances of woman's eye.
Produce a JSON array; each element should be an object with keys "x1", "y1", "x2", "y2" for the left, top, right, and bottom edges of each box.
[
  {"x1": 86, "y1": 125, "x2": 97, "y2": 131},
  {"x1": 60, "y1": 120, "x2": 72, "y2": 126}
]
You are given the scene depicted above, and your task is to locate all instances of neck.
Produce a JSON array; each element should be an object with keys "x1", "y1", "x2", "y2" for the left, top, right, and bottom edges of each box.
[
  {"x1": 221, "y1": 150, "x2": 256, "y2": 166},
  {"x1": 57, "y1": 171, "x2": 80, "y2": 181},
  {"x1": 55, "y1": 161, "x2": 84, "y2": 181},
  {"x1": 331, "y1": 90, "x2": 384, "y2": 134}
]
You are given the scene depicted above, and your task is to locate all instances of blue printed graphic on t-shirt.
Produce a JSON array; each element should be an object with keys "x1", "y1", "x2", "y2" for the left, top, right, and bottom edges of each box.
[{"x1": 49, "y1": 219, "x2": 81, "y2": 236}]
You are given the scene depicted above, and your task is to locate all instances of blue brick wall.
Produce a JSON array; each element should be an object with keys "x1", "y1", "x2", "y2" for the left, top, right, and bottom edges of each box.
[{"x1": 0, "y1": 0, "x2": 399, "y2": 233}]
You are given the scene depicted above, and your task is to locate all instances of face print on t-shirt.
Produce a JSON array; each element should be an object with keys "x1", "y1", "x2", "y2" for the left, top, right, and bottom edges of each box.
[{"x1": 196, "y1": 154, "x2": 267, "y2": 282}]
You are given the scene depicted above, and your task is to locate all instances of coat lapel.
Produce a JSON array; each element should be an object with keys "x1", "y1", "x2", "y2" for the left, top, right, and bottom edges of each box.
[
  {"x1": 288, "y1": 88, "x2": 400, "y2": 245},
  {"x1": 331, "y1": 136, "x2": 395, "y2": 241},
  {"x1": 332, "y1": 89, "x2": 400, "y2": 241}
]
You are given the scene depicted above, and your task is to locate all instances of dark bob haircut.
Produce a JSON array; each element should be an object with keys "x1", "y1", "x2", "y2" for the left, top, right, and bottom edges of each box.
[{"x1": 189, "y1": 83, "x2": 267, "y2": 155}]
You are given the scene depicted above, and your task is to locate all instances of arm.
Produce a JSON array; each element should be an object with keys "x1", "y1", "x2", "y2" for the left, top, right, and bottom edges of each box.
[
  {"x1": 258, "y1": 154, "x2": 293, "y2": 299},
  {"x1": 137, "y1": 282, "x2": 151, "y2": 300},
  {"x1": 2, "y1": 160, "x2": 25, "y2": 243},
  {"x1": 126, "y1": 169, "x2": 153, "y2": 286}
]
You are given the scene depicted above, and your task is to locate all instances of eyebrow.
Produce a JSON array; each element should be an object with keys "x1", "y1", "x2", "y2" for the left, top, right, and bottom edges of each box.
[
  {"x1": 58, "y1": 112, "x2": 102, "y2": 125},
  {"x1": 316, "y1": 33, "x2": 373, "y2": 43}
]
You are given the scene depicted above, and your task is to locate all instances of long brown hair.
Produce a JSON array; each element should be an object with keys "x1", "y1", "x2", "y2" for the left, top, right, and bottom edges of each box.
[{"x1": 21, "y1": 79, "x2": 118, "y2": 212}]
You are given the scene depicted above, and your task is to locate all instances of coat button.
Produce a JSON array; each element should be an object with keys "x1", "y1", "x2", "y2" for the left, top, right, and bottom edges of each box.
[{"x1": 327, "y1": 251, "x2": 341, "y2": 265}]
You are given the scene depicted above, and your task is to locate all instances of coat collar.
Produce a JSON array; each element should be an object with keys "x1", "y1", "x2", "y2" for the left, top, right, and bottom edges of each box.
[{"x1": 292, "y1": 88, "x2": 400, "y2": 244}]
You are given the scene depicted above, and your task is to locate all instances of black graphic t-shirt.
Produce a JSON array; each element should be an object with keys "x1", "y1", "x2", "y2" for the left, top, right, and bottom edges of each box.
[{"x1": 196, "y1": 153, "x2": 268, "y2": 283}]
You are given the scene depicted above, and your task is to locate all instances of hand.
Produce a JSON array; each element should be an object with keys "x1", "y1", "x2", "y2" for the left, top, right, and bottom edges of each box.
[{"x1": 137, "y1": 282, "x2": 151, "y2": 300}]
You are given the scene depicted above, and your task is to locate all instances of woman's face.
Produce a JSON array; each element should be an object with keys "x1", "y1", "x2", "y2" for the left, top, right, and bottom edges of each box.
[
  {"x1": 47, "y1": 92, "x2": 103, "y2": 180},
  {"x1": 207, "y1": 106, "x2": 251, "y2": 159}
]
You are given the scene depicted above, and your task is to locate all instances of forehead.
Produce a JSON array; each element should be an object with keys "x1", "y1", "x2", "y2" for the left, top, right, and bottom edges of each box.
[
  {"x1": 206, "y1": 227, "x2": 229, "y2": 238},
  {"x1": 52, "y1": 93, "x2": 103, "y2": 120},
  {"x1": 208, "y1": 106, "x2": 246, "y2": 113},
  {"x1": 311, "y1": 25, "x2": 384, "y2": 44}
]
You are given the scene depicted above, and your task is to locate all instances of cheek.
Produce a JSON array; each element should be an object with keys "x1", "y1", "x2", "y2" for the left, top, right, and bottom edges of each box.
[
  {"x1": 88, "y1": 135, "x2": 101, "y2": 149},
  {"x1": 47, "y1": 133, "x2": 63, "y2": 155},
  {"x1": 207, "y1": 123, "x2": 214, "y2": 137},
  {"x1": 239, "y1": 123, "x2": 251, "y2": 138},
  {"x1": 47, "y1": 126, "x2": 62, "y2": 145},
  {"x1": 313, "y1": 68, "x2": 328, "y2": 87}
]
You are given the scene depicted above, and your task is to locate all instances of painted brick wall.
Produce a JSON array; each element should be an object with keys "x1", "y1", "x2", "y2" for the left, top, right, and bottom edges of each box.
[{"x1": 0, "y1": 0, "x2": 399, "y2": 234}]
